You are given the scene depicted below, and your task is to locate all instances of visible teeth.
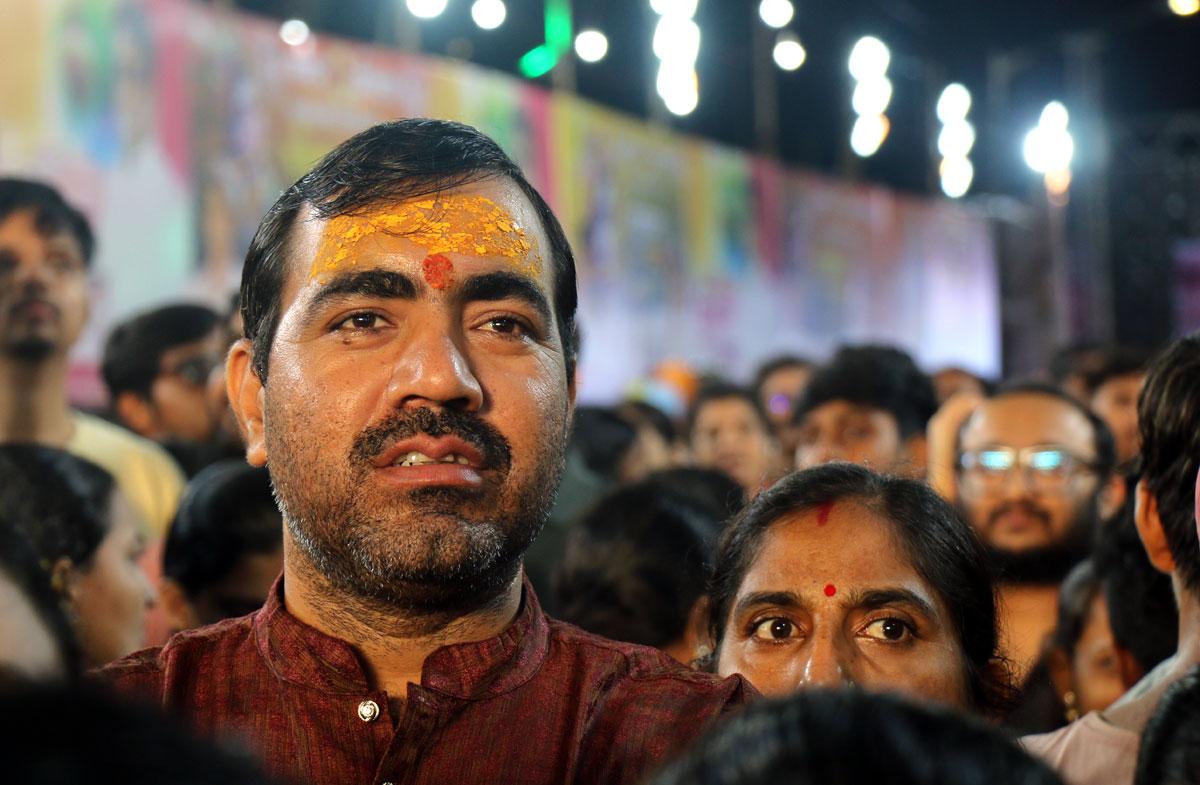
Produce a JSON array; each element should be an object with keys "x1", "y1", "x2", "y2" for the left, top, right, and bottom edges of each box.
[{"x1": 395, "y1": 451, "x2": 471, "y2": 467}]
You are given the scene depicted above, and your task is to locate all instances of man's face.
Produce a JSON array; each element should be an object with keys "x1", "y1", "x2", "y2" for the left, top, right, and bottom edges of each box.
[
  {"x1": 1090, "y1": 372, "x2": 1144, "y2": 467},
  {"x1": 0, "y1": 210, "x2": 89, "y2": 361},
  {"x1": 229, "y1": 178, "x2": 572, "y2": 610},
  {"x1": 794, "y1": 400, "x2": 906, "y2": 473},
  {"x1": 146, "y1": 328, "x2": 226, "y2": 442},
  {"x1": 690, "y1": 398, "x2": 778, "y2": 495},
  {"x1": 759, "y1": 366, "x2": 811, "y2": 430},
  {"x1": 957, "y1": 394, "x2": 1100, "y2": 557}
]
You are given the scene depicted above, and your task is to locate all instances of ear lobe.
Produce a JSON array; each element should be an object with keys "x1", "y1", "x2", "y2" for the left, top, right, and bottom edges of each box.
[
  {"x1": 226, "y1": 338, "x2": 268, "y2": 467},
  {"x1": 158, "y1": 578, "x2": 200, "y2": 634},
  {"x1": 1134, "y1": 479, "x2": 1176, "y2": 575},
  {"x1": 114, "y1": 391, "x2": 158, "y2": 438},
  {"x1": 1098, "y1": 473, "x2": 1127, "y2": 521}
]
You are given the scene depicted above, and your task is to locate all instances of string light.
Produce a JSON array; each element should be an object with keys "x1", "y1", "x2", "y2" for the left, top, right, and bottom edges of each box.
[
  {"x1": 406, "y1": 0, "x2": 449, "y2": 19},
  {"x1": 574, "y1": 29, "x2": 609, "y2": 63},
  {"x1": 758, "y1": 0, "x2": 795, "y2": 29},
  {"x1": 937, "y1": 83, "x2": 974, "y2": 198},
  {"x1": 772, "y1": 31, "x2": 807, "y2": 71},
  {"x1": 279, "y1": 19, "x2": 310, "y2": 47},
  {"x1": 471, "y1": 0, "x2": 507, "y2": 30},
  {"x1": 652, "y1": 0, "x2": 701, "y2": 116},
  {"x1": 849, "y1": 36, "x2": 892, "y2": 157}
]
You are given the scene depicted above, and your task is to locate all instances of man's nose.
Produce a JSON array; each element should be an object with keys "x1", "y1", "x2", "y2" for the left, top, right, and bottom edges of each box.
[
  {"x1": 798, "y1": 633, "x2": 854, "y2": 689},
  {"x1": 386, "y1": 324, "x2": 484, "y2": 412},
  {"x1": 799, "y1": 440, "x2": 841, "y2": 469}
]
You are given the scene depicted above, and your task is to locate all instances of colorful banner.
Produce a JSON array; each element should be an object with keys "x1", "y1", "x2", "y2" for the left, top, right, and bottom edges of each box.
[{"x1": 0, "y1": 0, "x2": 999, "y2": 405}]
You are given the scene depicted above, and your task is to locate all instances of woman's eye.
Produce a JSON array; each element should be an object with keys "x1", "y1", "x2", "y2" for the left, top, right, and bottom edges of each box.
[
  {"x1": 751, "y1": 618, "x2": 798, "y2": 641},
  {"x1": 862, "y1": 618, "x2": 913, "y2": 642}
]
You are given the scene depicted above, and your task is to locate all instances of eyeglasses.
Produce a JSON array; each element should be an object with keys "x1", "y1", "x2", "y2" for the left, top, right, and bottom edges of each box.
[
  {"x1": 161, "y1": 354, "x2": 221, "y2": 387},
  {"x1": 958, "y1": 445, "x2": 1099, "y2": 492}
]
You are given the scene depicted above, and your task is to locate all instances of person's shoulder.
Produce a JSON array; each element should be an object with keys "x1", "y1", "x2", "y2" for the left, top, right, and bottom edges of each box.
[
  {"x1": 70, "y1": 411, "x2": 182, "y2": 475},
  {"x1": 96, "y1": 614, "x2": 259, "y2": 698},
  {"x1": 545, "y1": 617, "x2": 753, "y2": 700},
  {"x1": 1022, "y1": 712, "x2": 1139, "y2": 785}
]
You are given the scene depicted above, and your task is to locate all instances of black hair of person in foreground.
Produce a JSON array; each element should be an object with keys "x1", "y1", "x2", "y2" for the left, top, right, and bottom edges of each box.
[
  {"x1": 649, "y1": 689, "x2": 1065, "y2": 785},
  {"x1": 1134, "y1": 666, "x2": 1200, "y2": 785},
  {"x1": 0, "y1": 683, "x2": 280, "y2": 785},
  {"x1": 553, "y1": 472, "x2": 729, "y2": 664}
]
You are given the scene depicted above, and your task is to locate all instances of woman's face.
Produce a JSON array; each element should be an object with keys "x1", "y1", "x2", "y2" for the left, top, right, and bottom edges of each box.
[
  {"x1": 1068, "y1": 594, "x2": 1127, "y2": 715},
  {"x1": 716, "y1": 501, "x2": 971, "y2": 709},
  {"x1": 69, "y1": 493, "x2": 155, "y2": 667}
]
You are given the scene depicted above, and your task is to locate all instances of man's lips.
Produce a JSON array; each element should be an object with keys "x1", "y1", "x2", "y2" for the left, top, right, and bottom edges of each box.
[{"x1": 372, "y1": 435, "x2": 487, "y2": 470}]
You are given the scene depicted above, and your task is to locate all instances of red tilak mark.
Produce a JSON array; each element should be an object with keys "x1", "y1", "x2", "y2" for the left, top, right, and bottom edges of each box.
[
  {"x1": 816, "y1": 502, "x2": 834, "y2": 526},
  {"x1": 422, "y1": 254, "x2": 454, "y2": 290},
  {"x1": 824, "y1": 584, "x2": 837, "y2": 597}
]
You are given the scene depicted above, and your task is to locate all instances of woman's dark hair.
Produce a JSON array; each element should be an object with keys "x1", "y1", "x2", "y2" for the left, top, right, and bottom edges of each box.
[
  {"x1": 707, "y1": 462, "x2": 1010, "y2": 716},
  {"x1": 553, "y1": 477, "x2": 724, "y2": 649},
  {"x1": 1135, "y1": 666, "x2": 1200, "y2": 785},
  {"x1": 569, "y1": 406, "x2": 639, "y2": 483},
  {"x1": 240, "y1": 118, "x2": 578, "y2": 384},
  {"x1": 646, "y1": 466, "x2": 746, "y2": 523},
  {"x1": 0, "y1": 445, "x2": 116, "y2": 569},
  {"x1": 163, "y1": 461, "x2": 282, "y2": 599},
  {"x1": 650, "y1": 689, "x2": 1064, "y2": 785},
  {"x1": 1048, "y1": 560, "x2": 1101, "y2": 658}
]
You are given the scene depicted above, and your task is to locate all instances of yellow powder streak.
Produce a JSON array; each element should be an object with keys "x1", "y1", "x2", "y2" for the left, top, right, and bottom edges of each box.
[{"x1": 309, "y1": 195, "x2": 544, "y2": 281}]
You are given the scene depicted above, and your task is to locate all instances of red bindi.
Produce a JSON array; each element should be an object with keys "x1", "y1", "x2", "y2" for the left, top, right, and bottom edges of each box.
[
  {"x1": 823, "y1": 583, "x2": 837, "y2": 597},
  {"x1": 422, "y1": 254, "x2": 455, "y2": 290},
  {"x1": 816, "y1": 502, "x2": 833, "y2": 526}
]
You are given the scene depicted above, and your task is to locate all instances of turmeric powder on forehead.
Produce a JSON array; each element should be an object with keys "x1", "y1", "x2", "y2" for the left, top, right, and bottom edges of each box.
[{"x1": 309, "y1": 195, "x2": 544, "y2": 281}]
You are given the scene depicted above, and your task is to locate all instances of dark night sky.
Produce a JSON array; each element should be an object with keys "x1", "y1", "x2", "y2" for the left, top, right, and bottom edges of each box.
[{"x1": 221, "y1": 0, "x2": 1200, "y2": 196}]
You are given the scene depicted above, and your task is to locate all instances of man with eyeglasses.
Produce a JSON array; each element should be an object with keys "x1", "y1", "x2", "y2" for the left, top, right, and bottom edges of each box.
[
  {"x1": 954, "y1": 382, "x2": 1121, "y2": 682},
  {"x1": 102, "y1": 303, "x2": 232, "y2": 476}
]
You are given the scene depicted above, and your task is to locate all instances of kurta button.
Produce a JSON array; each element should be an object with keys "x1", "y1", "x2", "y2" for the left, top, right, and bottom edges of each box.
[{"x1": 357, "y1": 700, "x2": 380, "y2": 723}]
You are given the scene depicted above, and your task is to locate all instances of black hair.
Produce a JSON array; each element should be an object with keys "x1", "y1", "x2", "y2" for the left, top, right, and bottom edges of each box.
[
  {"x1": 0, "y1": 483, "x2": 82, "y2": 682},
  {"x1": 569, "y1": 406, "x2": 639, "y2": 483},
  {"x1": 687, "y1": 382, "x2": 773, "y2": 441},
  {"x1": 649, "y1": 689, "x2": 1064, "y2": 785},
  {"x1": 1137, "y1": 334, "x2": 1200, "y2": 594},
  {"x1": 239, "y1": 118, "x2": 578, "y2": 383},
  {"x1": 964, "y1": 381, "x2": 1118, "y2": 480},
  {"x1": 1048, "y1": 342, "x2": 1104, "y2": 387},
  {"x1": 645, "y1": 466, "x2": 746, "y2": 523},
  {"x1": 1135, "y1": 666, "x2": 1200, "y2": 785},
  {"x1": 1093, "y1": 474, "x2": 1178, "y2": 672},
  {"x1": 0, "y1": 683, "x2": 281, "y2": 785},
  {"x1": 1081, "y1": 346, "x2": 1151, "y2": 399},
  {"x1": 163, "y1": 461, "x2": 282, "y2": 600},
  {"x1": 0, "y1": 445, "x2": 116, "y2": 570},
  {"x1": 101, "y1": 303, "x2": 220, "y2": 398},
  {"x1": 707, "y1": 462, "x2": 1010, "y2": 716},
  {"x1": 618, "y1": 400, "x2": 678, "y2": 445},
  {"x1": 793, "y1": 345, "x2": 937, "y2": 439},
  {"x1": 553, "y1": 477, "x2": 724, "y2": 649},
  {"x1": 751, "y1": 355, "x2": 813, "y2": 398},
  {"x1": 0, "y1": 178, "x2": 94, "y2": 266},
  {"x1": 1047, "y1": 560, "x2": 1101, "y2": 658}
]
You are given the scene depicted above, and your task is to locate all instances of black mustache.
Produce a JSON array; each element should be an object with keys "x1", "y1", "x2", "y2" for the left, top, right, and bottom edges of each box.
[
  {"x1": 350, "y1": 407, "x2": 512, "y2": 474},
  {"x1": 986, "y1": 500, "x2": 1052, "y2": 532}
]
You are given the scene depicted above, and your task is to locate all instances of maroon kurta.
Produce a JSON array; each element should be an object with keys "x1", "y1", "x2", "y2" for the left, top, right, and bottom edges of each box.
[{"x1": 99, "y1": 578, "x2": 752, "y2": 785}]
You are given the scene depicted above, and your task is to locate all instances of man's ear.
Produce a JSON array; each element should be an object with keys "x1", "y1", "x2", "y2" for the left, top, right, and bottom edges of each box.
[
  {"x1": 1134, "y1": 479, "x2": 1176, "y2": 575},
  {"x1": 158, "y1": 578, "x2": 200, "y2": 635},
  {"x1": 1113, "y1": 643, "x2": 1146, "y2": 691},
  {"x1": 1098, "y1": 472, "x2": 1127, "y2": 521},
  {"x1": 113, "y1": 391, "x2": 158, "y2": 438},
  {"x1": 226, "y1": 338, "x2": 267, "y2": 467}
]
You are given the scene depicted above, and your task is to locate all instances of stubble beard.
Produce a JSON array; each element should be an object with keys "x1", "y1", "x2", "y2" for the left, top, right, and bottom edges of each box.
[
  {"x1": 267, "y1": 402, "x2": 567, "y2": 616},
  {"x1": 959, "y1": 494, "x2": 1100, "y2": 585}
]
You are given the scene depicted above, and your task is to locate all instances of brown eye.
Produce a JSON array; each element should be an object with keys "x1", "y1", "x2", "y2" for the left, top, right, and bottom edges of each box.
[
  {"x1": 752, "y1": 618, "x2": 798, "y2": 641},
  {"x1": 863, "y1": 618, "x2": 913, "y2": 642}
]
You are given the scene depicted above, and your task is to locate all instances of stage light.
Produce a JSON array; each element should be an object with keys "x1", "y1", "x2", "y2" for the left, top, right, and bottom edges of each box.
[
  {"x1": 850, "y1": 114, "x2": 890, "y2": 157},
  {"x1": 758, "y1": 0, "x2": 794, "y2": 28},
  {"x1": 279, "y1": 19, "x2": 310, "y2": 47},
  {"x1": 407, "y1": 0, "x2": 448, "y2": 19},
  {"x1": 657, "y1": 64, "x2": 699, "y2": 116},
  {"x1": 471, "y1": 0, "x2": 506, "y2": 30},
  {"x1": 936, "y1": 83, "x2": 971, "y2": 124},
  {"x1": 851, "y1": 76, "x2": 892, "y2": 116},
  {"x1": 1169, "y1": 0, "x2": 1200, "y2": 15},
  {"x1": 940, "y1": 157, "x2": 974, "y2": 198},
  {"x1": 650, "y1": 0, "x2": 698, "y2": 17},
  {"x1": 848, "y1": 36, "x2": 890, "y2": 81},
  {"x1": 1039, "y1": 101, "x2": 1069, "y2": 131},
  {"x1": 772, "y1": 31, "x2": 806, "y2": 71},
  {"x1": 574, "y1": 29, "x2": 609, "y2": 63},
  {"x1": 937, "y1": 121, "x2": 976, "y2": 158},
  {"x1": 1023, "y1": 101, "x2": 1074, "y2": 175},
  {"x1": 653, "y1": 16, "x2": 701, "y2": 65}
]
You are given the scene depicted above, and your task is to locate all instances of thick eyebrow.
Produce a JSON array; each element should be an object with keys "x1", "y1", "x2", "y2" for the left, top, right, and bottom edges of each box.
[
  {"x1": 846, "y1": 588, "x2": 939, "y2": 618},
  {"x1": 453, "y1": 270, "x2": 552, "y2": 326},
  {"x1": 302, "y1": 269, "x2": 417, "y2": 321},
  {"x1": 732, "y1": 590, "x2": 807, "y2": 618}
]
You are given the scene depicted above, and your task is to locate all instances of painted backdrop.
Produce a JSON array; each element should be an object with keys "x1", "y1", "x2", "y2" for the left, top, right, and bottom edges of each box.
[{"x1": 0, "y1": 0, "x2": 999, "y2": 404}]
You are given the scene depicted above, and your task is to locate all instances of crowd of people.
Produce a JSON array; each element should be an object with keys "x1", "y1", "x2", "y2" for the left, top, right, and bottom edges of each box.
[{"x1": 0, "y1": 118, "x2": 1196, "y2": 784}]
